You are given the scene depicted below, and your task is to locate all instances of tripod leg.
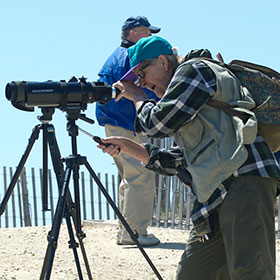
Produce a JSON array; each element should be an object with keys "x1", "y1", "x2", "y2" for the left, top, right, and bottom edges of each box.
[
  {"x1": 45, "y1": 125, "x2": 92, "y2": 279},
  {"x1": 40, "y1": 162, "x2": 73, "y2": 280},
  {"x1": 64, "y1": 206, "x2": 83, "y2": 279},
  {"x1": 42, "y1": 124, "x2": 50, "y2": 211},
  {"x1": 84, "y1": 160, "x2": 163, "y2": 280},
  {"x1": 0, "y1": 125, "x2": 40, "y2": 216}
]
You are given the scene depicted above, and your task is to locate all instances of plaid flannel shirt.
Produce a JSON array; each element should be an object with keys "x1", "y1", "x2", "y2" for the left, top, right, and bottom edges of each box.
[{"x1": 136, "y1": 59, "x2": 280, "y2": 234}]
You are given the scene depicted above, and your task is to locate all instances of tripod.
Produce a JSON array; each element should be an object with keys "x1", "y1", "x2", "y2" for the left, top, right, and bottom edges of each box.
[{"x1": 0, "y1": 107, "x2": 163, "y2": 280}]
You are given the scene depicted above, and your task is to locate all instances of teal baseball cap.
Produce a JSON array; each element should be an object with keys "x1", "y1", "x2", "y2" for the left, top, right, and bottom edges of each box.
[{"x1": 120, "y1": 36, "x2": 173, "y2": 81}]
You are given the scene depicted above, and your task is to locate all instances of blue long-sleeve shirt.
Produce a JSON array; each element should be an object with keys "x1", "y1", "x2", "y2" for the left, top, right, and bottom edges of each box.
[{"x1": 96, "y1": 40, "x2": 158, "y2": 132}]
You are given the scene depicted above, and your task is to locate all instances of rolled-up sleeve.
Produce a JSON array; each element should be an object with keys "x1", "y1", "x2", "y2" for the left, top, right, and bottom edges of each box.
[{"x1": 143, "y1": 143, "x2": 186, "y2": 176}]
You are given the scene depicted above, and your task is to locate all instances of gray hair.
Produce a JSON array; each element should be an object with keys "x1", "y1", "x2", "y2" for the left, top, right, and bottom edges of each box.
[
  {"x1": 121, "y1": 29, "x2": 131, "y2": 40},
  {"x1": 165, "y1": 54, "x2": 185, "y2": 71}
]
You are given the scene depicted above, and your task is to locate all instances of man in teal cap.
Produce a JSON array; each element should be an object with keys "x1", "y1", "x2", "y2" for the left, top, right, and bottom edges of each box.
[{"x1": 98, "y1": 35, "x2": 280, "y2": 279}]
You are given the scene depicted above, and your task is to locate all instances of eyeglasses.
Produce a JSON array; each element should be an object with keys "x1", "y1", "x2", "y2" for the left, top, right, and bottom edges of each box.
[{"x1": 136, "y1": 62, "x2": 153, "y2": 80}]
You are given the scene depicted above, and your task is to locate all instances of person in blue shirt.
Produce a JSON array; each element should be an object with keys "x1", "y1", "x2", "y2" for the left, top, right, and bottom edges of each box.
[{"x1": 95, "y1": 16, "x2": 160, "y2": 246}]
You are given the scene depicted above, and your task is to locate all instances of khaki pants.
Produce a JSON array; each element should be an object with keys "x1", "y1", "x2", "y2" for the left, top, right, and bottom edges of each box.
[
  {"x1": 176, "y1": 176, "x2": 278, "y2": 280},
  {"x1": 105, "y1": 125, "x2": 156, "y2": 235}
]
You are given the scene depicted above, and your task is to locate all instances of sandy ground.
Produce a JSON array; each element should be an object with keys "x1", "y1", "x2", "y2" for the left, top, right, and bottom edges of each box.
[{"x1": 0, "y1": 220, "x2": 280, "y2": 280}]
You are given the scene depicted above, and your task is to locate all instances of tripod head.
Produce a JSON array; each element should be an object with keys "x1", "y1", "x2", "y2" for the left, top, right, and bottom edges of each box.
[
  {"x1": 65, "y1": 107, "x2": 95, "y2": 125},
  {"x1": 37, "y1": 107, "x2": 55, "y2": 124},
  {"x1": 64, "y1": 107, "x2": 95, "y2": 156}
]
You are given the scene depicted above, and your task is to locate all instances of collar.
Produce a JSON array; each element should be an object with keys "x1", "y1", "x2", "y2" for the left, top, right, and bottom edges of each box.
[{"x1": 121, "y1": 39, "x2": 135, "y2": 48}]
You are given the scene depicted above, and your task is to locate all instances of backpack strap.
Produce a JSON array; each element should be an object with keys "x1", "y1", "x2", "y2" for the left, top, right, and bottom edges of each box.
[
  {"x1": 216, "y1": 52, "x2": 280, "y2": 87},
  {"x1": 229, "y1": 60, "x2": 280, "y2": 80},
  {"x1": 206, "y1": 99, "x2": 250, "y2": 123}
]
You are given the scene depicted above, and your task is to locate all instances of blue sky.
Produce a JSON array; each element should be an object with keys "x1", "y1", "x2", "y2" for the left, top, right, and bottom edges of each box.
[{"x1": 0, "y1": 0, "x2": 279, "y2": 176}]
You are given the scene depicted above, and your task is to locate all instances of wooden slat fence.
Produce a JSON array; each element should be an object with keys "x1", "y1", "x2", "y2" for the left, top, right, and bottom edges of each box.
[
  {"x1": 1, "y1": 164, "x2": 280, "y2": 238},
  {"x1": 153, "y1": 137, "x2": 194, "y2": 230},
  {"x1": 0, "y1": 164, "x2": 194, "y2": 230},
  {"x1": 0, "y1": 166, "x2": 120, "y2": 228}
]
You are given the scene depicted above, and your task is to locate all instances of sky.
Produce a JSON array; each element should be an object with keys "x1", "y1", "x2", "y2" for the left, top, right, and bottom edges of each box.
[{"x1": 0, "y1": 0, "x2": 279, "y2": 180}]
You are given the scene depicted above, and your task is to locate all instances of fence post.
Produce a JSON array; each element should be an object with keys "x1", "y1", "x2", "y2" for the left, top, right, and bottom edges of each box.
[
  {"x1": 17, "y1": 178, "x2": 23, "y2": 227},
  {"x1": 97, "y1": 173, "x2": 102, "y2": 219},
  {"x1": 185, "y1": 187, "x2": 193, "y2": 229},
  {"x1": 9, "y1": 167, "x2": 16, "y2": 227},
  {"x1": 170, "y1": 177, "x2": 177, "y2": 229},
  {"x1": 89, "y1": 175, "x2": 95, "y2": 219},
  {"x1": 178, "y1": 182, "x2": 184, "y2": 229},
  {"x1": 21, "y1": 167, "x2": 31, "y2": 226},
  {"x1": 31, "y1": 168, "x2": 38, "y2": 226},
  {"x1": 112, "y1": 174, "x2": 117, "y2": 219},
  {"x1": 105, "y1": 173, "x2": 110, "y2": 219},
  {"x1": 155, "y1": 175, "x2": 163, "y2": 227},
  {"x1": 3, "y1": 166, "x2": 9, "y2": 228},
  {"x1": 81, "y1": 171, "x2": 86, "y2": 221},
  {"x1": 48, "y1": 169, "x2": 54, "y2": 222},
  {"x1": 163, "y1": 176, "x2": 171, "y2": 228},
  {"x1": 277, "y1": 196, "x2": 280, "y2": 239},
  {"x1": 39, "y1": 169, "x2": 46, "y2": 225}
]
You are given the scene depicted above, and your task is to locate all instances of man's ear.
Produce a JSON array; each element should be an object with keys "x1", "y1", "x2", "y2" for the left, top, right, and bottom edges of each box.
[
  {"x1": 158, "y1": 55, "x2": 169, "y2": 71},
  {"x1": 128, "y1": 29, "x2": 137, "y2": 43}
]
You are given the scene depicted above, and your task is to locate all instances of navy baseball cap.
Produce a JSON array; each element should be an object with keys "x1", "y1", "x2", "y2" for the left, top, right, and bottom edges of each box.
[{"x1": 121, "y1": 16, "x2": 160, "y2": 33}]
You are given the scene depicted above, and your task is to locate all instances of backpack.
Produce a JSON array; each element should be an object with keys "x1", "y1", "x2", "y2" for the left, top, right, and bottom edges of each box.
[{"x1": 208, "y1": 54, "x2": 280, "y2": 152}]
